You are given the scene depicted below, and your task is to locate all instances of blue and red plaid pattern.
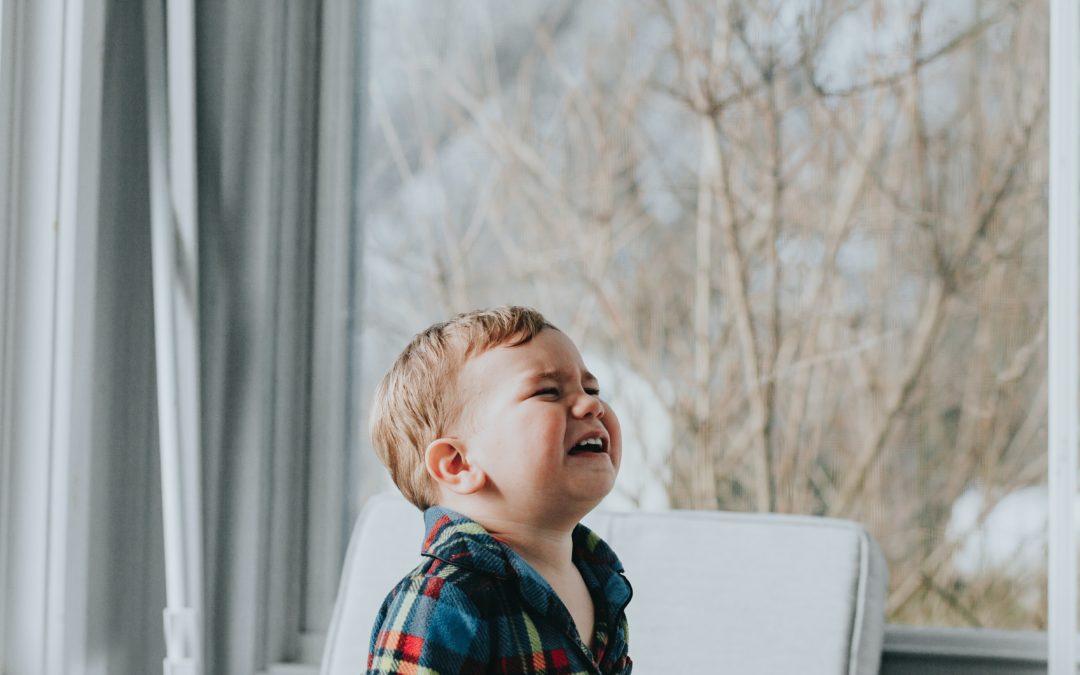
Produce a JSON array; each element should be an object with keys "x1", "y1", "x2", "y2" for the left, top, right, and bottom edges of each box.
[{"x1": 367, "y1": 506, "x2": 633, "y2": 674}]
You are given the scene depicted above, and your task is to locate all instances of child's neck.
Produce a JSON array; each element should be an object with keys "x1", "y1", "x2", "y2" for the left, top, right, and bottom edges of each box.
[{"x1": 470, "y1": 512, "x2": 578, "y2": 578}]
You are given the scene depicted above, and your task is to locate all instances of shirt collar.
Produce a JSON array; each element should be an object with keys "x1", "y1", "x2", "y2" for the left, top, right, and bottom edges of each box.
[
  {"x1": 421, "y1": 506, "x2": 514, "y2": 579},
  {"x1": 421, "y1": 505, "x2": 633, "y2": 666},
  {"x1": 420, "y1": 506, "x2": 625, "y2": 579}
]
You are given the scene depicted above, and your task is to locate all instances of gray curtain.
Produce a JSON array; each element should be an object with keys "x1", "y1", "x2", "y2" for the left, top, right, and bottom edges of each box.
[
  {"x1": 93, "y1": 1, "x2": 166, "y2": 672},
  {"x1": 84, "y1": 0, "x2": 364, "y2": 673},
  {"x1": 195, "y1": 1, "x2": 365, "y2": 672},
  {"x1": 196, "y1": 2, "x2": 322, "y2": 672}
]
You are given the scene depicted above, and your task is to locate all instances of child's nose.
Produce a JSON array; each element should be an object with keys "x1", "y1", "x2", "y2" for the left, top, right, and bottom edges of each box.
[{"x1": 573, "y1": 391, "x2": 604, "y2": 418}]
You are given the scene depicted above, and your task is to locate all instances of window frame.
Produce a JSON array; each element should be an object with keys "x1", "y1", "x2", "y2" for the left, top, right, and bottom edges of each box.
[
  {"x1": 1046, "y1": 0, "x2": 1079, "y2": 672},
  {"x1": 0, "y1": 0, "x2": 107, "y2": 672},
  {"x1": 353, "y1": 0, "x2": 1078, "y2": 669},
  {"x1": 0, "y1": 0, "x2": 16, "y2": 664}
]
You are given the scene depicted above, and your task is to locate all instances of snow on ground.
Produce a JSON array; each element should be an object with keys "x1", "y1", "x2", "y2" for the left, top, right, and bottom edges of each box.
[{"x1": 948, "y1": 485, "x2": 1079, "y2": 577}]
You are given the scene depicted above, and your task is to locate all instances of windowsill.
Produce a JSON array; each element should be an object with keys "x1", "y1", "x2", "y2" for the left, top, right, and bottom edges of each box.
[
  {"x1": 258, "y1": 663, "x2": 318, "y2": 675},
  {"x1": 258, "y1": 632, "x2": 326, "y2": 675},
  {"x1": 884, "y1": 624, "x2": 1080, "y2": 664}
]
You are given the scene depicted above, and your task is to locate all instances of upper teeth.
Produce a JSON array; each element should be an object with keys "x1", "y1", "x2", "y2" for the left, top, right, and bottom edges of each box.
[{"x1": 577, "y1": 438, "x2": 602, "y2": 449}]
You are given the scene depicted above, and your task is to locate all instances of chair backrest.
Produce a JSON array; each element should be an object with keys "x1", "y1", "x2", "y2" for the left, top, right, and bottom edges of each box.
[{"x1": 321, "y1": 492, "x2": 888, "y2": 675}]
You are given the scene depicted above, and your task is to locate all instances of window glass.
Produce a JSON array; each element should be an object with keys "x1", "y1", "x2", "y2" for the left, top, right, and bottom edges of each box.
[{"x1": 361, "y1": 0, "x2": 1049, "y2": 630}]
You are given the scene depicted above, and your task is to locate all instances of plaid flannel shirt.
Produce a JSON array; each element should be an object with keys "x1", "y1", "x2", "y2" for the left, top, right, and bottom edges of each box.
[{"x1": 367, "y1": 506, "x2": 633, "y2": 675}]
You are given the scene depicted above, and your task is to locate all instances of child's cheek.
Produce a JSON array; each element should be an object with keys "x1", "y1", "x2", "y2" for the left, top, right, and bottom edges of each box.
[{"x1": 604, "y1": 404, "x2": 623, "y2": 466}]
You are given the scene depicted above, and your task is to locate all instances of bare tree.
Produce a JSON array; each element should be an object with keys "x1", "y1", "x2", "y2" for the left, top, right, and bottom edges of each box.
[{"x1": 364, "y1": 0, "x2": 1049, "y2": 629}]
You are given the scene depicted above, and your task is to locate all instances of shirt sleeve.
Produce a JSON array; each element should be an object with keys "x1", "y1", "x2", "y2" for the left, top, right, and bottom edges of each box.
[{"x1": 367, "y1": 573, "x2": 491, "y2": 675}]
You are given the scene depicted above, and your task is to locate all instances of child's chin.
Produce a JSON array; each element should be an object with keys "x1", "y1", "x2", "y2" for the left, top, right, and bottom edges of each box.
[{"x1": 569, "y1": 478, "x2": 617, "y2": 504}]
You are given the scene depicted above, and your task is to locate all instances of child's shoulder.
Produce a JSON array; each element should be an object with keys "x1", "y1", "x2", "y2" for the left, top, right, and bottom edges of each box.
[
  {"x1": 368, "y1": 557, "x2": 502, "y2": 674},
  {"x1": 381, "y1": 554, "x2": 507, "y2": 616}
]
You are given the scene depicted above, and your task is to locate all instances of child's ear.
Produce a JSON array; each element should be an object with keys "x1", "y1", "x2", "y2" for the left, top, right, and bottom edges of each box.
[{"x1": 424, "y1": 438, "x2": 486, "y2": 494}]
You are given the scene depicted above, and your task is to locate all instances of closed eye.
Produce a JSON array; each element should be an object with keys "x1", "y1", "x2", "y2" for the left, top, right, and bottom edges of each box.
[{"x1": 531, "y1": 386, "x2": 601, "y2": 398}]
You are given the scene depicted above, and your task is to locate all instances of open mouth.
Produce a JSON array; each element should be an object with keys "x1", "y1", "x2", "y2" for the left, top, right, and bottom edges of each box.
[{"x1": 567, "y1": 436, "x2": 607, "y2": 455}]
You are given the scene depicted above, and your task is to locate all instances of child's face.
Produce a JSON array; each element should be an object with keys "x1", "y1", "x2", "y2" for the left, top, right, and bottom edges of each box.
[{"x1": 452, "y1": 328, "x2": 622, "y2": 521}]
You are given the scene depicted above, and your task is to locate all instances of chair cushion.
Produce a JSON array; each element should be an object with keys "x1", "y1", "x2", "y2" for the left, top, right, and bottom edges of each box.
[{"x1": 321, "y1": 492, "x2": 887, "y2": 675}]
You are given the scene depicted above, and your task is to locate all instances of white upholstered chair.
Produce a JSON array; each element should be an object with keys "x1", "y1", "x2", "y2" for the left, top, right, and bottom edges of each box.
[{"x1": 321, "y1": 492, "x2": 888, "y2": 675}]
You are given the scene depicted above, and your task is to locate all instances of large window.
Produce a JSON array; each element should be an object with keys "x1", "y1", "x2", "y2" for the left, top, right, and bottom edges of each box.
[{"x1": 360, "y1": 0, "x2": 1051, "y2": 631}]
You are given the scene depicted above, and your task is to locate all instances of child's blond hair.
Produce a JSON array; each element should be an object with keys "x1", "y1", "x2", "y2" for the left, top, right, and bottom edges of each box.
[{"x1": 370, "y1": 306, "x2": 557, "y2": 509}]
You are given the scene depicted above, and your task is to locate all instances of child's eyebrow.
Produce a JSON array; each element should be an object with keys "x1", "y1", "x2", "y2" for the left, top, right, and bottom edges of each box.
[{"x1": 526, "y1": 368, "x2": 599, "y2": 383}]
